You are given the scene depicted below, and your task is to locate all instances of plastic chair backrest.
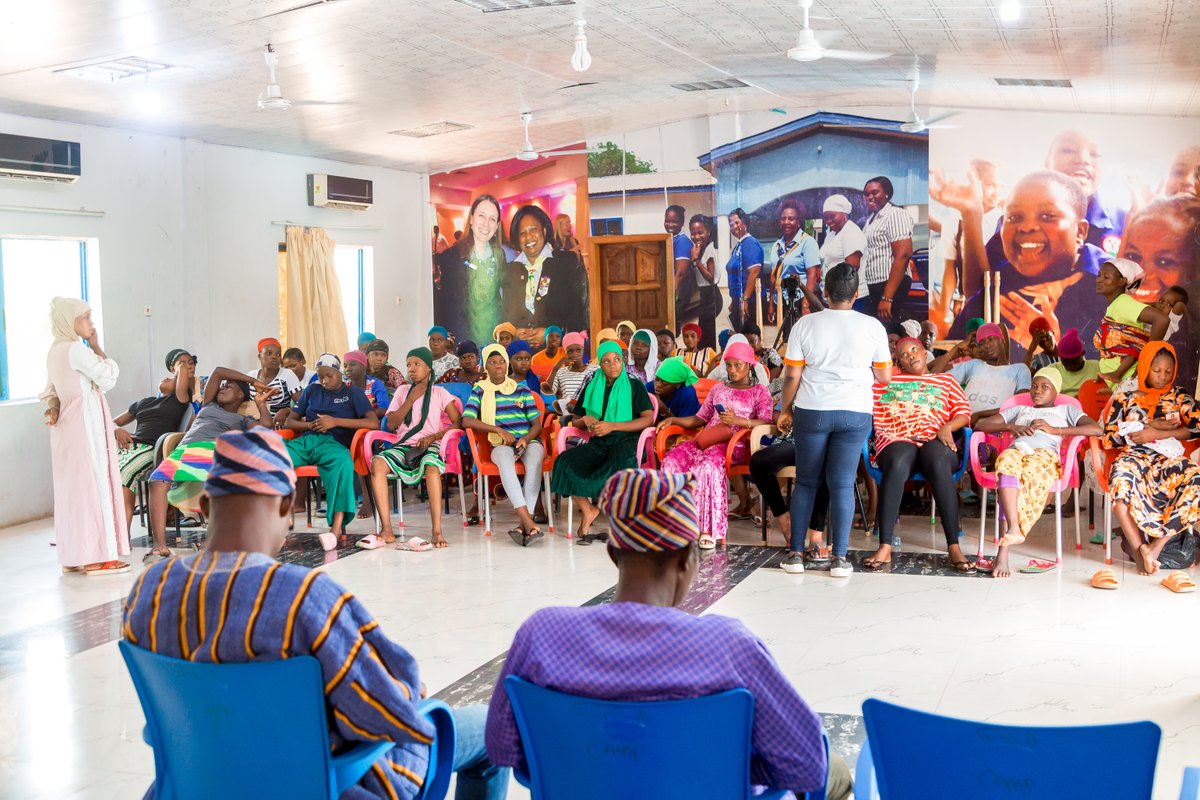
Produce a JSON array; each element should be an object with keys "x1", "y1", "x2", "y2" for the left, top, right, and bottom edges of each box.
[
  {"x1": 504, "y1": 676, "x2": 787, "y2": 800},
  {"x1": 1077, "y1": 378, "x2": 1112, "y2": 421},
  {"x1": 695, "y1": 378, "x2": 718, "y2": 406},
  {"x1": 861, "y1": 698, "x2": 1161, "y2": 800},
  {"x1": 118, "y1": 640, "x2": 344, "y2": 799},
  {"x1": 442, "y1": 381, "x2": 474, "y2": 409},
  {"x1": 861, "y1": 427, "x2": 973, "y2": 485}
]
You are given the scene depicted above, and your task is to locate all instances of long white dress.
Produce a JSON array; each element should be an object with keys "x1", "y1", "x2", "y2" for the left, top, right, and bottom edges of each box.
[{"x1": 41, "y1": 341, "x2": 129, "y2": 566}]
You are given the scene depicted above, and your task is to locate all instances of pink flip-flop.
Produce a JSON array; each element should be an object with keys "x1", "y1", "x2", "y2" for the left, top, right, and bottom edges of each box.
[
  {"x1": 396, "y1": 536, "x2": 433, "y2": 552},
  {"x1": 355, "y1": 534, "x2": 387, "y2": 550},
  {"x1": 318, "y1": 533, "x2": 338, "y2": 552}
]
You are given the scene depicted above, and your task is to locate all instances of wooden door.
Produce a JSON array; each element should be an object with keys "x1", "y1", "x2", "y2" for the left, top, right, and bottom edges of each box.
[{"x1": 588, "y1": 234, "x2": 673, "y2": 337}]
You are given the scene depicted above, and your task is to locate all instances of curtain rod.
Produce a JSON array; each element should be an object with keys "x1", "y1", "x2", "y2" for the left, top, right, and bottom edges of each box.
[
  {"x1": 270, "y1": 220, "x2": 382, "y2": 231},
  {"x1": 0, "y1": 204, "x2": 105, "y2": 218}
]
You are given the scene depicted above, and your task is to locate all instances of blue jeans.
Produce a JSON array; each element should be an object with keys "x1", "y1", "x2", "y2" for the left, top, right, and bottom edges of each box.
[
  {"x1": 452, "y1": 705, "x2": 510, "y2": 800},
  {"x1": 789, "y1": 408, "x2": 873, "y2": 557}
]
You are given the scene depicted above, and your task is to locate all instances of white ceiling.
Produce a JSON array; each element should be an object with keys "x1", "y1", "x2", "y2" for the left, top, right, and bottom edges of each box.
[{"x1": 0, "y1": 0, "x2": 1197, "y2": 173}]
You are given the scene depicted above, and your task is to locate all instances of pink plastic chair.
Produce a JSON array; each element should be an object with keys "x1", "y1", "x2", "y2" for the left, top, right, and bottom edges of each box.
[
  {"x1": 361, "y1": 399, "x2": 468, "y2": 531},
  {"x1": 968, "y1": 394, "x2": 1088, "y2": 565},
  {"x1": 554, "y1": 395, "x2": 658, "y2": 537}
]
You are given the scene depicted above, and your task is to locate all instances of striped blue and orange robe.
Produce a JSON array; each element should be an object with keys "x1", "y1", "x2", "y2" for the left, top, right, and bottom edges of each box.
[{"x1": 122, "y1": 551, "x2": 433, "y2": 800}]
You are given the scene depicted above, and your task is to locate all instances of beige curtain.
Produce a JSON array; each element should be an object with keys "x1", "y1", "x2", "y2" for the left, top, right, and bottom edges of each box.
[{"x1": 284, "y1": 226, "x2": 348, "y2": 359}]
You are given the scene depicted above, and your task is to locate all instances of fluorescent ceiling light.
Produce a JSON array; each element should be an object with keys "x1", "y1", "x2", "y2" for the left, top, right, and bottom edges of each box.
[
  {"x1": 389, "y1": 121, "x2": 474, "y2": 138},
  {"x1": 998, "y1": 0, "x2": 1021, "y2": 22},
  {"x1": 55, "y1": 57, "x2": 184, "y2": 83},
  {"x1": 994, "y1": 77, "x2": 1072, "y2": 88},
  {"x1": 671, "y1": 79, "x2": 749, "y2": 92},
  {"x1": 453, "y1": 0, "x2": 574, "y2": 11}
]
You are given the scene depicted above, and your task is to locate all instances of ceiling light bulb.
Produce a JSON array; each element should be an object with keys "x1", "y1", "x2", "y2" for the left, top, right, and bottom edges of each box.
[
  {"x1": 571, "y1": 19, "x2": 591, "y2": 73},
  {"x1": 135, "y1": 90, "x2": 162, "y2": 116},
  {"x1": 998, "y1": 0, "x2": 1020, "y2": 22}
]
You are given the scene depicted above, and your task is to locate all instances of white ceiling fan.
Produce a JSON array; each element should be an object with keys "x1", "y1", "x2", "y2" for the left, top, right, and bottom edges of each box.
[
  {"x1": 787, "y1": 0, "x2": 890, "y2": 63},
  {"x1": 256, "y1": 44, "x2": 349, "y2": 110},
  {"x1": 830, "y1": 63, "x2": 959, "y2": 133},
  {"x1": 514, "y1": 111, "x2": 597, "y2": 161}
]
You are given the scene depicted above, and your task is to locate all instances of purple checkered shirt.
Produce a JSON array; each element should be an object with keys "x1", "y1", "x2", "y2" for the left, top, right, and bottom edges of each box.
[{"x1": 484, "y1": 602, "x2": 826, "y2": 794}]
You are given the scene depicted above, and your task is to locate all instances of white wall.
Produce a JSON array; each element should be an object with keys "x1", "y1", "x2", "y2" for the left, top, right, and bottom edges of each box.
[{"x1": 0, "y1": 113, "x2": 427, "y2": 527}]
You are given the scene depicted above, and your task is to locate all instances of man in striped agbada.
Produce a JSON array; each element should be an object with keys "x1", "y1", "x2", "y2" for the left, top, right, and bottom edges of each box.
[{"x1": 122, "y1": 428, "x2": 508, "y2": 800}]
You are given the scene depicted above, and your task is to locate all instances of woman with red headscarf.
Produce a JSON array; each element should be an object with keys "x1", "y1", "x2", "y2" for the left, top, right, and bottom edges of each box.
[{"x1": 1102, "y1": 342, "x2": 1200, "y2": 576}]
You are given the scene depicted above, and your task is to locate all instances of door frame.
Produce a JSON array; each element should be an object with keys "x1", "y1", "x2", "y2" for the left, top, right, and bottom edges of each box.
[{"x1": 587, "y1": 233, "x2": 674, "y2": 339}]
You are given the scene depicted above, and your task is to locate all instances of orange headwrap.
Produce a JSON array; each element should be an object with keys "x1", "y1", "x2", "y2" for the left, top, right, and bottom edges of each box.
[
  {"x1": 257, "y1": 337, "x2": 281, "y2": 353},
  {"x1": 1135, "y1": 341, "x2": 1176, "y2": 412}
]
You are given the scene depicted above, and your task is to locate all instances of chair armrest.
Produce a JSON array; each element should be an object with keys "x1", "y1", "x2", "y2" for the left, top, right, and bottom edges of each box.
[
  {"x1": 748, "y1": 424, "x2": 777, "y2": 456},
  {"x1": 416, "y1": 699, "x2": 456, "y2": 800},
  {"x1": 967, "y1": 430, "x2": 990, "y2": 483},
  {"x1": 854, "y1": 738, "x2": 878, "y2": 800},
  {"x1": 1059, "y1": 435, "x2": 1087, "y2": 485},
  {"x1": 1086, "y1": 436, "x2": 1109, "y2": 492},
  {"x1": 1178, "y1": 766, "x2": 1200, "y2": 800},
  {"x1": 555, "y1": 425, "x2": 591, "y2": 454},
  {"x1": 362, "y1": 430, "x2": 400, "y2": 462},
  {"x1": 441, "y1": 429, "x2": 465, "y2": 474},
  {"x1": 655, "y1": 424, "x2": 694, "y2": 460},
  {"x1": 331, "y1": 741, "x2": 395, "y2": 796},
  {"x1": 277, "y1": 429, "x2": 296, "y2": 441},
  {"x1": 950, "y1": 427, "x2": 973, "y2": 482},
  {"x1": 725, "y1": 428, "x2": 752, "y2": 471},
  {"x1": 350, "y1": 429, "x2": 370, "y2": 475},
  {"x1": 636, "y1": 427, "x2": 656, "y2": 468}
]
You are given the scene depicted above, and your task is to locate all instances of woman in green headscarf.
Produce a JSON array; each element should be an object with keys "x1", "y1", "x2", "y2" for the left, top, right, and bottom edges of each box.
[
  {"x1": 650, "y1": 356, "x2": 701, "y2": 421},
  {"x1": 550, "y1": 340, "x2": 655, "y2": 542}
]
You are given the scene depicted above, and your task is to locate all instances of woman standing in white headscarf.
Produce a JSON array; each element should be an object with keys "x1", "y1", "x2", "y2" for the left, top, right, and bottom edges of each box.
[{"x1": 40, "y1": 297, "x2": 129, "y2": 574}]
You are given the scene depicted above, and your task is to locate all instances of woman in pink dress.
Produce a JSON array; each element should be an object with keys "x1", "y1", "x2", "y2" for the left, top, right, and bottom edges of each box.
[
  {"x1": 658, "y1": 341, "x2": 774, "y2": 549},
  {"x1": 40, "y1": 297, "x2": 129, "y2": 574}
]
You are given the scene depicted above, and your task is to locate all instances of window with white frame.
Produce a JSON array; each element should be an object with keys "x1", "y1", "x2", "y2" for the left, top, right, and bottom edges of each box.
[
  {"x1": 0, "y1": 237, "x2": 99, "y2": 401},
  {"x1": 332, "y1": 244, "x2": 375, "y2": 347}
]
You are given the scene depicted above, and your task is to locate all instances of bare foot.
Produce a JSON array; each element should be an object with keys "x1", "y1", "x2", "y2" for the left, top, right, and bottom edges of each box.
[
  {"x1": 994, "y1": 544, "x2": 1012, "y2": 578},
  {"x1": 380, "y1": 529, "x2": 397, "y2": 544},
  {"x1": 1136, "y1": 543, "x2": 1160, "y2": 576},
  {"x1": 356, "y1": 507, "x2": 372, "y2": 520},
  {"x1": 999, "y1": 526, "x2": 1026, "y2": 547},
  {"x1": 576, "y1": 504, "x2": 600, "y2": 538},
  {"x1": 431, "y1": 532, "x2": 448, "y2": 549}
]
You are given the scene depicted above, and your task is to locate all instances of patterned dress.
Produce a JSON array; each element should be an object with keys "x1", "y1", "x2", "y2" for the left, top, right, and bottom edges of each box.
[
  {"x1": 1102, "y1": 387, "x2": 1200, "y2": 538},
  {"x1": 659, "y1": 382, "x2": 773, "y2": 540}
]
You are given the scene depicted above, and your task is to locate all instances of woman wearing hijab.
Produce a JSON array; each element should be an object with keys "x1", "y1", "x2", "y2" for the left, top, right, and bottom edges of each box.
[
  {"x1": 1102, "y1": 343, "x2": 1200, "y2": 576},
  {"x1": 625, "y1": 329, "x2": 661, "y2": 384},
  {"x1": 650, "y1": 356, "x2": 700, "y2": 421},
  {"x1": 365, "y1": 347, "x2": 462, "y2": 551},
  {"x1": 463, "y1": 344, "x2": 546, "y2": 546},
  {"x1": 657, "y1": 341, "x2": 774, "y2": 549},
  {"x1": 41, "y1": 297, "x2": 130, "y2": 575},
  {"x1": 493, "y1": 322, "x2": 518, "y2": 348},
  {"x1": 1094, "y1": 257, "x2": 1168, "y2": 387},
  {"x1": 551, "y1": 341, "x2": 655, "y2": 542},
  {"x1": 707, "y1": 334, "x2": 771, "y2": 385},
  {"x1": 506, "y1": 340, "x2": 540, "y2": 394},
  {"x1": 615, "y1": 320, "x2": 637, "y2": 348}
]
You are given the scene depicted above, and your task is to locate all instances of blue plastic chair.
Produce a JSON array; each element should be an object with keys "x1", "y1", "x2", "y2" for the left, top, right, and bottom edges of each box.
[
  {"x1": 504, "y1": 675, "x2": 827, "y2": 800},
  {"x1": 861, "y1": 427, "x2": 972, "y2": 544},
  {"x1": 119, "y1": 640, "x2": 454, "y2": 800},
  {"x1": 442, "y1": 381, "x2": 474, "y2": 409},
  {"x1": 855, "y1": 698, "x2": 1167, "y2": 799}
]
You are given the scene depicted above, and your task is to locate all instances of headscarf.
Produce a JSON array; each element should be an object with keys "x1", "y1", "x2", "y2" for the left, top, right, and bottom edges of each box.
[
  {"x1": 654, "y1": 356, "x2": 698, "y2": 386},
  {"x1": 456, "y1": 339, "x2": 479, "y2": 358},
  {"x1": 718, "y1": 329, "x2": 734, "y2": 350},
  {"x1": 315, "y1": 353, "x2": 341, "y2": 371},
  {"x1": 1058, "y1": 329, "x2": 1085, "y2": 359},
  {"x1": 506, "y1": 339, "x2": 532, "y2": 358},
  {"x1": 616, "y1": 320, "x2": 637, "y2": 339},
  {"x1": 493, "y1": 322, "x2": 518, "y2": 342},
  {"x1": 1033, "y1": 366, "x2": 1062, "y2": 395},
  {"x1": 343, "y1": 350, "x2": 368, "y2": 368},
  {"x1": 257, "y1": 337, "x2": 281, "y2": 353},
  {"x1": 357, "y1": 331, "x2": 376, "y2": 349},
  {"x1": 205, "y1": 429, "x2": 296, "y2": 498},
  {"x1": 364, "y1": 339, "x2": 389, "y2": 356},
  {"x1": 594, "y1": 327, "x2": 620, "y2": 356},
  {"x1": 722, "y1": 341, "x2": 758, "y2": 366},
  {"x1": 165, "y1": 348, "x2": 193, "y2": 371},
  {"x1": 581, "y1": 341, "x2": 633, "y2": 422},
  {"x1": 427, "y1": 325, "x2": 449, "y2": 339},
  {"x1": 632, "y1": 328, "x2": 660, "y2": 382},
  {"x1": 1106, "y1": 257, "x2": 1145, "y2": 290},
  {"x1": 393, "y1": 347, "x2": 436, "y2": 445},
  {"x1": 681, "y1": 322, "x2": 702, "y2": 340},
  {"x1": 543, "y1": 325, "x2": 563, "y2": 344},
  {"x1": 599, "y1": 469, "x2": 698, "y2": 552},
  {"x1": 1135, "y1": 342, "x2": 1176, "y2": 413},
  {"x1": 822, "y1": 194, "x2": 852, "y2": 214},
  {"x1": 50, "y1": 297, "x2": 90, "y2": 343},
  {"x1": 900, "y1": 320, "x2": 923, "y2": 340},
  {"x1": 965, "y1": 318, "x2": 986, "y2": 337},
  {"x1": 562, "y1": 332, "x2": 586, "y2": 350},
  {"x1": 477, "y1": 343, "x2": 519, "y2": 445}
]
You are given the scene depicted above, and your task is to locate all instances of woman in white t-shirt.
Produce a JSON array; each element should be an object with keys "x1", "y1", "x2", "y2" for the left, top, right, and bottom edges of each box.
[
  {"x1": 249, "y1": 337, "x2": 304, "y2": 427},
  {"x1": 776, "y1": 263, "x2": 893, "y2": 577},
  {"x1": 687, "y1": 214, "x2": 721, "y2": 349},
  {"x1": 819, "y1": 194, "x2": 868, "y2": 300}
]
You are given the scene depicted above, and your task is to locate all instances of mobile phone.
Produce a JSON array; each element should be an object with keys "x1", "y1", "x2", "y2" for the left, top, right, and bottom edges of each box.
[{"x1": 715, "y1": 403, "x2": 727, "y2": 413}]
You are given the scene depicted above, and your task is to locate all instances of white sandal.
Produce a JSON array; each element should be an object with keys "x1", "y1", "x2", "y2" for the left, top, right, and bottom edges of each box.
[
  {"x1": 355, "y1": 534, "x2": 387, "y2": 550},
  {"x1": 698, "y1": 535, "x2": 717, "y2": 550}
]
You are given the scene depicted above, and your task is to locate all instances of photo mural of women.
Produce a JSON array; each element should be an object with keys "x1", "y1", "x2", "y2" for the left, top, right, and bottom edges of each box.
[
  {"x1": 502, "y1": 204, "x2": 590, "y2": 342},
  {"x1": 433, "y1": 194, "x2": 514, "y2": 346}
]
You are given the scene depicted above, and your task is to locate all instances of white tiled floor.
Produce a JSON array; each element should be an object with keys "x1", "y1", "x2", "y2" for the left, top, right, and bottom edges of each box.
[{"x1": 0, "y1": 497, "x2": 1196, "y2": 799}]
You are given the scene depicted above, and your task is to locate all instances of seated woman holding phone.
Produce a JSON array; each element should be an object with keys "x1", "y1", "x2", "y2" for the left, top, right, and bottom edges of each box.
[{"x1": 657, "y1": 340, "x2": 774, "y2": 550}]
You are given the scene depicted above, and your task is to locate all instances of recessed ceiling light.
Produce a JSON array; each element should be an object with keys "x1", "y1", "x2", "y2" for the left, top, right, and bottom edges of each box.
[
  {"x1": 135, "y1": 90, "x2": 163, "y2": 116},
  {"x1": 55, "y1": 56, "x2": 184, "y2": 83},
  {"x1": 452, "y1": 0, "x2": 574, "y2": 10},
  {"x1": 389, "y1": 121, "x2": 473, "y2": 138},
  {"x1": 998, "y1": 0, "x2": 1021, "y2": 22}
]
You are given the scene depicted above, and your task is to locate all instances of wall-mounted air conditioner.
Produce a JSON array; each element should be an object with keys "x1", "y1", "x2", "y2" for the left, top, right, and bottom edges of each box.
[
  {"x1": 307, "y1": 173, "x2": 373, "y2": 210},
  {"x1": 0, "y1": 134, "x2": 81, "y2": 183}
]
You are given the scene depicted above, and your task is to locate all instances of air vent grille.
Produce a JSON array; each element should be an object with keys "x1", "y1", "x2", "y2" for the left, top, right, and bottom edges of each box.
[
  {"x1": 671, "y1": 78, "x2": 750, "y2": 92},
  {"x1": 994, "y1": 77, "x2": 1073, "y2": 88},
  {"x1": 388, "y1": 122, "x2": 474, "y2": 138}
]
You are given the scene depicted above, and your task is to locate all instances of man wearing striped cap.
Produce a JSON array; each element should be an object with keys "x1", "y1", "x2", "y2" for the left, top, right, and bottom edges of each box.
[
  {"x1": 485, "y1": 468, "x2": 848, "y2": 797},
  {"x1": 123, "y1": 429, "x2": 509, "y2": 800}
]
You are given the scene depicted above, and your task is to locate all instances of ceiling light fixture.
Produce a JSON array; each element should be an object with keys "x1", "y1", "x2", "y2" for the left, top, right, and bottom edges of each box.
[
  {"x1": 135, "y1": 90, "x2": 162, "y2": 116},
  {"x1": 998, "y1": 0, "x2": 1021, "y2": 22},
  {"x1": 570, "y1": 19, "x2": 591, "y2": 72}
]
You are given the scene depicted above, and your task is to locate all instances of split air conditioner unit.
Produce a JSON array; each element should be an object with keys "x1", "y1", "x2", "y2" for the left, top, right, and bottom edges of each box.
[
  {"x1": 0, "y1": 134, "x2": 81, "y2": 183},
  {"x1": 307, "y1": 173, "x2": 373, "y2": 210}
]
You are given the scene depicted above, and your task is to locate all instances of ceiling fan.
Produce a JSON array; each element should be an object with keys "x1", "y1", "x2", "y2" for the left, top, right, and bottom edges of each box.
[
  {"x1": 256, "y1": 44, "x2": 349, "y2": 110},
  {"x1": 514, "y1": 111, "x2": 596, "y2": 161},
  {"x1": 830, "y1": 62, "x2": 959, "y2": 133},
  {"x1": 786, "y1": 0, "x2": 890, "y2": 63}
]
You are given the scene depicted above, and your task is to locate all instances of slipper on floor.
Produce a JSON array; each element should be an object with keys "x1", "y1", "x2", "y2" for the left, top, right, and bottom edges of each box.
[
  {"x1": 61, "y1": 566, "x2": 86, "y2": 574},
  {"x1": 356, "y1": 534, "x2": 387, "y2": 550},
  {"x1": 525, "y1": 528, "x2": 545, "y2": 545},
  {"x1": 698, "y1": 536, "x2": 718, "y2": 550},
  {"x1": 1161, "y1": 570, "x2": 1196, "y2": 593},
  {"x1": 397, "y1": 536, "x2": 433, "y2": 552},
  {"x1": 318, "y1": 533, "x2": 338, "y2": 552},
  {"x1": 1090, "y1": 568, "x2": 1119, "y2": 590},
  {"x1": 949, "y1": 559, "x2": 977, "y2": 575},
  {"x1": 1018, "y1": 559, "x2": 1057, "y2": 574},
  {"x1": 862, "y1": 558, "x2": 890, "y2": 573},
  {"x1": 85, "y1": 560, "x2": 131, "y2": 576},
  {"x1": 975, "y1": 557, "x2": 996, "y2": 575},
  {"x1": 507, "y1": 528, "x2": 527, "y2": 547},
  {"x1": 575, "y1": 531, "x2": 608, "y2": 546},
  {"x1": 1088, "y1": 530, "x2": 1106, "y2": 545}
]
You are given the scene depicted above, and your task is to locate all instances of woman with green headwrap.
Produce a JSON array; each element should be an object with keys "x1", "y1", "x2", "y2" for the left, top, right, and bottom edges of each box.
[
  {"x1": 650, "y1": 356, "x2": 701, "y2": 421},
  {"x1": 364, "y1": 347, "x2": 462, "y2": 550},
  {"x1": 551, "y1": 341, "x2": 655, "y2": 542}
]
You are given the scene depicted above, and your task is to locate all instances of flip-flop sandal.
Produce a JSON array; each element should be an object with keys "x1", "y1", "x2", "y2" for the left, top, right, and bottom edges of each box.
[
  {"x1": 466, "y1": 515, "x2": 481, "y2": 526},
  {"x1": 949, "y1": 559, "x2": 977, "y2": 575},
  {"x1": 355, "y1": 534, "x2": 387, "y2": 550},
  {"x1": 397, "y1": 536, "x2": 433, "y2": 552},
  {"x1": 1090, "y1": 568, "x2": 1119, "y2": 590},
  {"x1": 61, "y1": 566, "x2": 86, "y2": 574},
  {"x1": 1018, "y1": 559, "x2": 1057, "y2": 574},
  {"x1": 85, "y1": 561, "x2": 131, "y2": 575},
  {"x1": 1161, "y1": 570, "x2": 1196, "y2": 593},
  {"x1": 805, "y1": 546, "x2": 832, "y2": 564},
  {"x1": 975, "y1": 557, "x2": 996, "y2": 575},
  {"x1": 698, "y1": 536, "x2": 718, "y2": 550},
  {"x1": 525, "y1": 528, "x2": 545, "y2": 544},
  {"x1": 862, "y1": 558, "x2": 891, "y2": 573},
  {"x1": 318, "y1": 533, "x2": 338, "y2": 552},
  {"x1": 575, "y1": 530, "x2": 608, "y2": 546},
  {"x1": 1088, "y1": 531, "x2": 1106, "y2": 545},
  {"x1": 507, "y1": 528, "x2": 527, "y2": 547}
]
